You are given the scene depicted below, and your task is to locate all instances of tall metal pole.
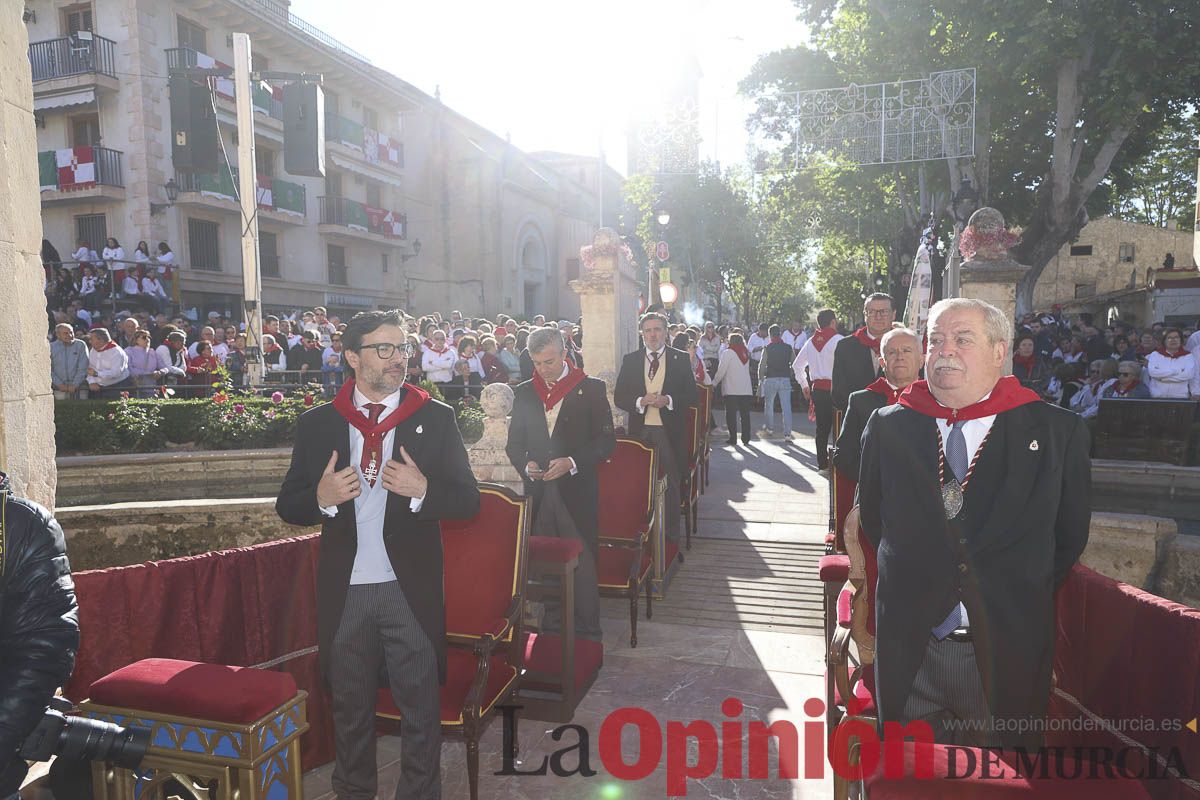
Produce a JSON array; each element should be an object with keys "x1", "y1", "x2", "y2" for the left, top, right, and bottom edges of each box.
[{"x1": 233, "y1": 33, "x2": 265, "y2": 386}]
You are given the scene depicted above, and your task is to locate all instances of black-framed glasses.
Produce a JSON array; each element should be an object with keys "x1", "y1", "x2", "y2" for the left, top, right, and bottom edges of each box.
[
  {"x1": 866, "y1": 309, "x2": 894, "y2": 318},
  {"x1": 360, "y1": 342, "x2": 414, "y2": 360}
]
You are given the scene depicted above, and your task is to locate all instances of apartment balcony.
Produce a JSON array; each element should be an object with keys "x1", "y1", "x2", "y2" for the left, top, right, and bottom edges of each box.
[
  {"x1": 318, "y1": 196, "x2": 406, "y2": 246},
  {"x1": 174, "y1": 170, "x2": 307, "y2": 225},
  {"x1": 29, "y1": 33, "x2": 120, "y2": 106},
  {"x1": 325, "y1": 111, "x2": 404, "y2": 185},
  {"x1": 38, "y1": 146, "x2": 124, "y2": 204}
]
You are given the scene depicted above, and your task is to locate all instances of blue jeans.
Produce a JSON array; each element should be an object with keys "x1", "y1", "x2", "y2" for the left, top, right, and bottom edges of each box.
[{"x1": 761, "y1": 377, "x2": 793, "y2": 435}]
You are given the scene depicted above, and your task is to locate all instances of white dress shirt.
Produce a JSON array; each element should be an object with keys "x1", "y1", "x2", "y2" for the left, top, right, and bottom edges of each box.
[
  {"x1": 933, "y1": 391, "x2": 996, "y2": 630},
  {"x1": 320, "y1": 387, "x2": 426, "y2": 584},
  {"x1": 746, "y1": 332, "x2": 769, "y2": 361},
  {"x1": 791, "y1": 333, "x2": 842, "y2": 390}
]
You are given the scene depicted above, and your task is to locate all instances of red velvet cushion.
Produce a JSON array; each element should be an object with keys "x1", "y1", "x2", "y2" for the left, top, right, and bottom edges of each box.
[
  {"x1": 522, "y1": 632, "x2": 603, "y2": 690},
  {"x1": 865, "y1": 741, "x2": 1151, "y2": 799},
  {"x1": 376, "y1": 649, "x2": 517, "y2": 725},
  {"x1": 597, "y1": 439, "x2": 655, "y2": 543},
  {"x1": 529, "y1": 536, "x2": 582, "y2": 565},
  {"x1": 89, "y1": 658, "x2": 298, "y2": 724},
  {"x1": 441, "y1": 489, "x2": 523, "y2": 637},
  {"x1": 597, "y1": 547, "x2": 652, "y2": 588},
  {"x1": 819, "y1": 554, "x2": 850, "y2": 583},
  {"x1": 836, "y1": 585, "x2": 854, "y2": 627}
]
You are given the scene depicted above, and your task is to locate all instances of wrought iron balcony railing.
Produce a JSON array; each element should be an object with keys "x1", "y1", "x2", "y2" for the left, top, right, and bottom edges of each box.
[{"x1": 29, "y1": 34, "x2": 118, "y2": 82}]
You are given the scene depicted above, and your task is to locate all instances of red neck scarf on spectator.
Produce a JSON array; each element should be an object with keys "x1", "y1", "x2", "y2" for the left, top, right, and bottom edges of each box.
[
  {"x1": 1112, "y1": 380, "x2": 1141, "y2": 397},
  {"x1": 810, "y1": 327, "x2": 837, "y2": 352},
  {"x1": 865, "y1": 377, "x2": 903, "y2": 405},
  {"x1": 96, "y1": 341, "x2": 117, "y2": 352},
  {"x1": 532, "y1": 362, "x2": 587, "y2": 411},
  {"x1": 1012, "y1": 352, "x2": 1038, "y2": 372},
  {"x1": 1157, "y1": 347, "x2": 1189, "y2": 359},
  {"x1": 729, "y1": 343, "x2": 750, "y2": 364},
  {"x1": 429, "y1": 341, "x2": 448, "y2": 354},
  {"x1": 853, "y1": 327, "x2": 882, "y2": 355},
  {"x1": 332, "y1": 379, "x2": 431, "y2": 457},
  {"x1": 897, "y1": 375, "x2": 1041, "y2": 421},
  {"x1": 265, "y1": 341, "x2": 282, "y2": 354}
]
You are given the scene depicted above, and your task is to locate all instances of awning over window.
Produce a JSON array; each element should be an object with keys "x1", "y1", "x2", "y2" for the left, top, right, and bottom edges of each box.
[{"x1": 34, "y1": 89, "x2": 95, "y2": 111}]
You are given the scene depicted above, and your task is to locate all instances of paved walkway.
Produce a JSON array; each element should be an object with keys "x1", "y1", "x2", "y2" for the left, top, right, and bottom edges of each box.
[{"x1": 303, "y1": 412, "x2": 837, "y2": 799}]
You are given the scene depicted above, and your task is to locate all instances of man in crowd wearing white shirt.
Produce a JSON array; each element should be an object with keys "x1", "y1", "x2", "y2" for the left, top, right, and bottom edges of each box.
[
  {"x1": 187, "y1": 326, "x2": 216, "y2": 358},
  {"x1": 86, "y1": 327, "x2": 132, "y2": 398},
  {"x1": 746, "y1": 322, "x2": 770, "y2": 398},
  {"x1": 791, "y1": 309, "x2": 842, "y2": 468}
]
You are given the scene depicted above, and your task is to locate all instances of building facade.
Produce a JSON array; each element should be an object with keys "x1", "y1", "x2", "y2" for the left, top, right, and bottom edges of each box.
[
  {"x1": 1033, "y1": 215, "x2": 1195, "y2": 324},
  {"x1": 26, "y1": 0, "x2": 604, "y2": 323}
]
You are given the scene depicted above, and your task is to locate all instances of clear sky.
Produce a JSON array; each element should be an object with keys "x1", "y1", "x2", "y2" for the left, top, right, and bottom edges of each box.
[{"x1": 288, "y1": 0, "x2": 806, "y2": 175}]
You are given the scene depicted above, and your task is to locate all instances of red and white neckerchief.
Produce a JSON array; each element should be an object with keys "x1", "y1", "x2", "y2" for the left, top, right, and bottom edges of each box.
[
  {"x1": 1155, "y1": 347, "x2": 1190, "y2": 360},
  {"x1": 809, "y1": 327, "x2": 838, "y2": 352},
  {"x1": 331, "y1": 379, "x2": 431, "y2": 487}
]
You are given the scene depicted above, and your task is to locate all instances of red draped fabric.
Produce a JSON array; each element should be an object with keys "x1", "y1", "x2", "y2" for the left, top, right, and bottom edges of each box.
[{"x1": 67, "y1": 534, "x2": 336, "y2": 768}]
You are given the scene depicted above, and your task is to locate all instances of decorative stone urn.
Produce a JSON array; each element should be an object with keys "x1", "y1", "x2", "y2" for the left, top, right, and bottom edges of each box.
[{"x1": 958, "y1": 207, "x2": 1029, "y2": 373}]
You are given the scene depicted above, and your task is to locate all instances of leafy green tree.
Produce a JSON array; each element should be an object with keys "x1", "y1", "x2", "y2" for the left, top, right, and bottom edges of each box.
[
  {"x1": 1109, "y1": 114, "x2": 1197, "y2": 231},
  {"x1": 743, "y1": 0, "x2": 1200, "y2": 313}
]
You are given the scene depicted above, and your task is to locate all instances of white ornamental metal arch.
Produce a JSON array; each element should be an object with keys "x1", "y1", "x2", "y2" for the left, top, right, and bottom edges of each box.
[{"x1": 759, "y1": 68, "x2": 976, "y2": 168}]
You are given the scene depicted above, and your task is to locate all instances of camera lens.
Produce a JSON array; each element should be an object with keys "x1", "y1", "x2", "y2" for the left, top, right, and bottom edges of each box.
[{"x1": 56, "y1": 716, "x2": 151, "y2": 769}]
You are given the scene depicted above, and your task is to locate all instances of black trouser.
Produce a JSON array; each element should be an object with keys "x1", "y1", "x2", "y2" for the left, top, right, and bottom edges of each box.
[
  {"x1": 812, "y1": 388, "x2": 834, "y2": 468},
  {"x1": 724, "y1": 395, "x2": 752, "y2": 443},
  {"x1": 748, "y1": 360, "x2": 760, "y2": 396}
]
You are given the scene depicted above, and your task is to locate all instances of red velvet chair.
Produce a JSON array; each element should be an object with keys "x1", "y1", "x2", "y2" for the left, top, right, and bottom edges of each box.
[
  {"x1": 697, "y1": 382, "x2": 713, "y2": 492},
  {"x1": 597, "y1": 437, "x2": 658, "y2": 647},
  {"x1": 680, "y1": 404, "x2": 702, "y2": 549},
  {"x1": 827, "y1": 506, "x2": 878, "y2": 800},
  {"x1": 376, "y1": 484, "x2": 530, "y2": 800}
]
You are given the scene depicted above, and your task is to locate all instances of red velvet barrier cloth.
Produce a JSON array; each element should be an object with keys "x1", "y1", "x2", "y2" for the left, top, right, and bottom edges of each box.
[{"x1": 68, "y1": 534, "x2": 336, "y2": 768}]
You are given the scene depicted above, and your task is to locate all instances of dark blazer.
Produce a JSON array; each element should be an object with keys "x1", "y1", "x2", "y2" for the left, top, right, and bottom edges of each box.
[
  {"x1": 275, "y1": 397, "x2": 480, "y2": 684},
  {"x1": 857, "y1": 400, "x2": 1090, "y2": 749},
  {"x1": 519, "y1": 349, "x2": 534, "y2": 382},
  {"x1": 832, "y1": 335, "x2": 880, "y2": 411},
  {"x1": 505, "y1": 376, "x2": 616, "y2": 548},
  {"x1": 614, "y1": 346, "x2": 699, "y2": 464},
  {"x1": 831, "y1": 387, "x2": 888, "y2": 482}
]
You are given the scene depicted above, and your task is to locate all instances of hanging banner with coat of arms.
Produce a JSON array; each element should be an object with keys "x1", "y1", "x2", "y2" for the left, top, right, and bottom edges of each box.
[{"x1": 55, "y1": 146, "x2": 95, "y2": 191}]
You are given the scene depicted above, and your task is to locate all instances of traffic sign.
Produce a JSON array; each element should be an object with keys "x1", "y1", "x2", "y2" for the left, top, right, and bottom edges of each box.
[{"x1": 656, "y1": 241, "x2": 670, "y2": 262}]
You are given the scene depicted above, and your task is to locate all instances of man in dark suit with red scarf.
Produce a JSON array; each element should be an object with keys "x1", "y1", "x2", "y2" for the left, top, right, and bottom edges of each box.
[
  {"x1": 858, "y1": 298, "x2": 1090, "y2": 750},
  {"x1": 832, "y1": 292, "x2": 896, "y2": 412},
  {"x1": 831, "y1": 327, "x2": 921, "y2": 484},
  {"x1": 277, "y1": 309, "x2": 479, "y2": 800},
  {"x1": 506, "y1": 327, "x2": 615, "y2": 640}
]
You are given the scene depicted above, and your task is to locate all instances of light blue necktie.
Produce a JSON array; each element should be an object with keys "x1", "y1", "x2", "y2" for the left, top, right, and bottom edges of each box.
[{"x1": 933, "y1": 420, "x2": 969, "y2": 639}]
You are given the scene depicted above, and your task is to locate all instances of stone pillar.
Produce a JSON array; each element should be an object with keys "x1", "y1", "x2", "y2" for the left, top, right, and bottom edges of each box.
[
  {"x1": 467, "y1": 383, "x2": 523, "y2": 495},
  {"x1": 0, "y1": 8, "x2": 56, "y2": 507},
  {"x1": 571, "y1": 228, "x2": 640, "y2": 428},
  {"x1": 958, "y1": 208, "x2": 1029, "y2": 375}
]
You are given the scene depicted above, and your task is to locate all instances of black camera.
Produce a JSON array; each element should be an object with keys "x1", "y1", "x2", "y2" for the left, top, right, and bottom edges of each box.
[{"x1": 19, "y1": 697, "x2": 149, "y2": 769}]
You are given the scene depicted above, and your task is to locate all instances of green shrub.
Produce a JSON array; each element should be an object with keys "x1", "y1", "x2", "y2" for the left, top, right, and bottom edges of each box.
[
  {"x1": 87, "y1": 398, "x2": 166, "y2": 454},
  {"x1": 455, "y1": 397, "x2": 486, "y2": 445}
]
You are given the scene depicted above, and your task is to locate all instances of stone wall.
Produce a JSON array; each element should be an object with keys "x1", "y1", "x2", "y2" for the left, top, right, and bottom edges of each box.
[
  {"x1": 57, "y1": 497, "x2": 315, "y2": 571},
  {"x1": 0, "y1": 6, "x2": 56, "y2": 507},
  {"x1": 1032, "y1": 215, "x2": 1195, "y2": 312},
  {"x1": 57, "y1": 449, "x2": 292, "y2": 506}
]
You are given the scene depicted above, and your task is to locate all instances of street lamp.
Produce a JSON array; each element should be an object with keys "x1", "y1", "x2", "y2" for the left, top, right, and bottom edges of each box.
[
  {"x1": 952, "y1": 177, "x2": 979, "y2": 224},
  {"x1": 149, "y1": 178, "x2": 178, "y2": 216},
  {"x1": 401, "y1": 238, "x2": 422, "y2": 263},
  {"x1": 656, "y1": 210, "x2": 671, "y2": 226},
  {"x1": 659, "y1": 281, "x2": 679, "y2": 306}
]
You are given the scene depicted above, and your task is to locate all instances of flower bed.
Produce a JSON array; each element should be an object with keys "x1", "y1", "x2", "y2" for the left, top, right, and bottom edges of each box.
[{"x1": 55, "y1": 379, "x2": 485, "y2": 455}]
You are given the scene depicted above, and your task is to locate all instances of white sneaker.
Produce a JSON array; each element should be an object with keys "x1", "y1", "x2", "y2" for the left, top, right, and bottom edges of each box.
[
  {"x1": 756, "y1": 428, "x2": 774, "y2": 439},
  {"x1": 783, "y1": 432, "x2": 795, "y2": 441}
]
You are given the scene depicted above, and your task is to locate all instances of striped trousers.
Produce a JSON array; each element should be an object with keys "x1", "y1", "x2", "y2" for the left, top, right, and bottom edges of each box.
[
  {"x1": 330, "y1": 580, "x2": 441, "y2": 800},
  {"x1": 901, "y1": 635, "x2": 997, "y2": 748}
]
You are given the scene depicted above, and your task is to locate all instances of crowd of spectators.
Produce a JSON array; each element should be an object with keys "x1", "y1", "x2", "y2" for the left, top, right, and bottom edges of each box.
[{"x1": 1011, "y1": 306, "x2": 1200, "y2": 418}]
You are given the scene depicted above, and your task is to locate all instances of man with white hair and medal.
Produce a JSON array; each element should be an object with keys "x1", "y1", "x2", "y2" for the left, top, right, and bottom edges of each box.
[{"x1": 857, "y1": 298, "x2": 1090, "y2": 750}]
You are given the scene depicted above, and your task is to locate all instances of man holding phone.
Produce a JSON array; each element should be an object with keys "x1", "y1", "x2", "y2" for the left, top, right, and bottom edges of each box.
[{"x1": 506, "y1": 327, "x2": 615, "y2": 641}]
